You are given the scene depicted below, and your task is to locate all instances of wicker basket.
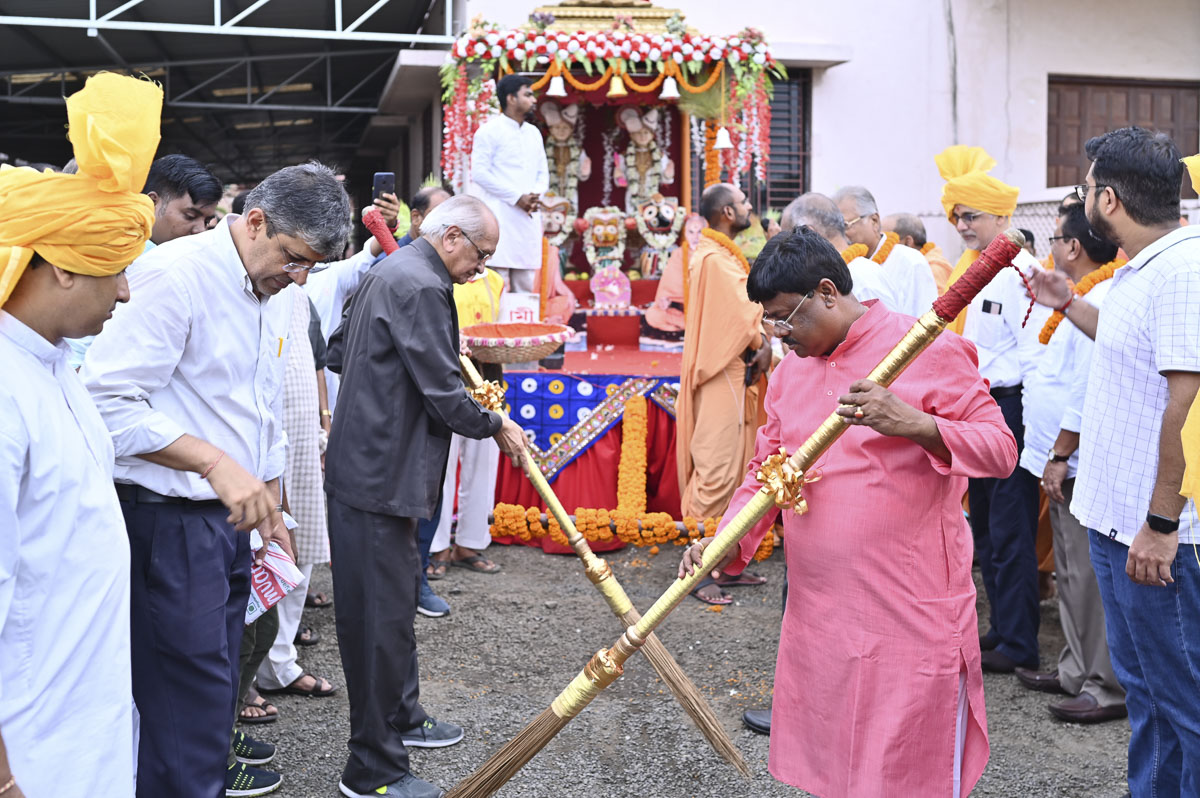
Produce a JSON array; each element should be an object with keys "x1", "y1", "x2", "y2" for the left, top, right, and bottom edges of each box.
[{"x1": 461, "y1": 322, "x2": 574, "y2": 364}]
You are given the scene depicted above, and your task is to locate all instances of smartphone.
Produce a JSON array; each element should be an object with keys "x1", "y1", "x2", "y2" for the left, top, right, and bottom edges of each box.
[{"x1": 372, "y1": 172, "x2": 395, "y2": 202}]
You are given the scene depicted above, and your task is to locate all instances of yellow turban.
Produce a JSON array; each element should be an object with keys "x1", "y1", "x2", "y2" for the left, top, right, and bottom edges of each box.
[
  {"x1": 0, "y1": 72, "x2": 162, "y2": 307},
  {"x1": 1184, "y1": 154, "x2": 1200, "y2": 195},
  {"x1": 936, "y1": 145, "x2": 1020, "y2": 223}
]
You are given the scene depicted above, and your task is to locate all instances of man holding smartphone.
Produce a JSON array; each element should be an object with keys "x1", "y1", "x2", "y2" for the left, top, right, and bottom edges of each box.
[{"x1": 468, "y1": 75, "x2": 549, "y2": 292}]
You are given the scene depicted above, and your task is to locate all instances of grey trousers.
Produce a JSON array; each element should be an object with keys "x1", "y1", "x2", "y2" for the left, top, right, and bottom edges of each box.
[
  {"x1": 327, "y1": 496, "x2": 428, "y2": 792},
  {"x1": 1050, "y1": 479, "x2": 1125, "y2": 707}
]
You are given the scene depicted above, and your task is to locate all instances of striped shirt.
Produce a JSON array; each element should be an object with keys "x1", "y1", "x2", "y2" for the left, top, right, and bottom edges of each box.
[{"x1": 1072, "y1": 226, "x2": 1200, "y2": 545}]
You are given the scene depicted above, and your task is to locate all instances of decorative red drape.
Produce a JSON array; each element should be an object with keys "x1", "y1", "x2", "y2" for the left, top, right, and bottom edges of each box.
[{"x1": 493, "y1": 401, "x2": 680, "y2": 553}]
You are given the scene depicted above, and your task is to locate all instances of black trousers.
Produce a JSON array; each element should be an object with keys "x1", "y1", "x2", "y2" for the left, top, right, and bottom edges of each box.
[
  {"x1": 327, "y1": 495, "x2": 428, "y2": 792},
  {"x1": 969, "y1": 390, "x2": 1041, "y2": 666},
  {"x1": 123, "y1": 497, "x2": 251, "y2": 798}
]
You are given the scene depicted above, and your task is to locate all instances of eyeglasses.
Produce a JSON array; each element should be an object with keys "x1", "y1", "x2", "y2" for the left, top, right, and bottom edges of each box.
[
  {"x1": 843, "y1": 215, "x2": 864, "y2": 228},
  {"x1": 951, "y1": 210, "x2": 989, "y2": 226},
  {"x1": 277, "y1": 239, "x2": 328, "y2": 275},
  {"x1": 761, "y1": 291, "x2": 814, "y2": 336},
  {"x1": 460, "y1": 230, "x2": 494, "y2": 265},
  {"x1": 1047, "y1": 235, "x2": 1072, "y2": 243},
  {"x1": 1074, "y1": 183, "x2": 1112, "y2": 202}
]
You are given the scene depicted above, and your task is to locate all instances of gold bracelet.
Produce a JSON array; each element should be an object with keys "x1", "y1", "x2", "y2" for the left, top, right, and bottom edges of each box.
[
  {"x1": 0, "y1": 775, "x2": 17, "y2": 795},
  {"x1": 320, "y1": 410, "x2": 332, "y2": 417}
]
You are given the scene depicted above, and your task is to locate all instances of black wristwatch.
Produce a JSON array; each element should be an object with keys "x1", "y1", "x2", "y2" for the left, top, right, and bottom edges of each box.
[
  {"x1": 1146, "y1": 513, "x2": 1180, "y2": 534},
  {"x1": 1047, "y1": 448, "x2": 1070, "y2": 463}
]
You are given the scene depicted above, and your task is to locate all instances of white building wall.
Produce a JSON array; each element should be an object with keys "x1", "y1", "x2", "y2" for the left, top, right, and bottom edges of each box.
[{"x1": 465, "y1": 0, "x2": 1200, "y2": 252}]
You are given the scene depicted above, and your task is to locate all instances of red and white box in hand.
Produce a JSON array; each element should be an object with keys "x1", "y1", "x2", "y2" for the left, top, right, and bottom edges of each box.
[{"x1": 246, "y1": 541, "x2": 304, "y2": 624}]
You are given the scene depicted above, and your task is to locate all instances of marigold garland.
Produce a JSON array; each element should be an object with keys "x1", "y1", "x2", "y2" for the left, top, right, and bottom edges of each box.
[
  {"x1": 616, "y1": 396, "x2": 649, "y2": 515},
  {"x1": 703, "y1": 120, "x2": 721, "y2": 187},
  {"x1": 920, "y1": 242, "x2": 935, "y2": 256},
  {"x1": 1037, "y1": 259, "x2": 1123, "y2": 344},
  {"x1": 701, "y1": 227, "x2": 751, "y2": 275},
  {"x1": 539, "y1": 235, "x2": 551, "y2": 320},
  {"x1": 841, "y1": 244, "x2": 868, "y2": 264},
  {"x1": 871, "y1": 231, "x2": 899, "y2": 265}
]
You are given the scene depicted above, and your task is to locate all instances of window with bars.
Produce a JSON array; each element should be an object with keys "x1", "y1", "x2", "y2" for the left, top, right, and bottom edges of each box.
[
  {"x1": 752, "y1": 71, "x2": 811, "y2": 212},
  {"x1": 1047, "y1": 76, "x2": 1199, "y2": 199}
]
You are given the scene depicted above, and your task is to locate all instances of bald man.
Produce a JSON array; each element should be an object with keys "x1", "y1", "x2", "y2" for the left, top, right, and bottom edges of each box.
[
  {"x1": 676, "y1": 184, "x2": 771, "y2": 603},
  {"x1": 883, "y1": 212, "x2": 953, "y2": 294}
]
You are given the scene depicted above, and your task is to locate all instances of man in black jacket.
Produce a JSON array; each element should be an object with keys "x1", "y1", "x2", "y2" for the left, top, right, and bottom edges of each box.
[{"x1": 325, "y1": 194, "x2": 525, "y2": 798}]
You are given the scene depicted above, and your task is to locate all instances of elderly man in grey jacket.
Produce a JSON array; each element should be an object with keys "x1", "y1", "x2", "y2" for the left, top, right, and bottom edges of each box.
[{"x1": 324, "y1": 194, "x2": 524, "y2": 798}]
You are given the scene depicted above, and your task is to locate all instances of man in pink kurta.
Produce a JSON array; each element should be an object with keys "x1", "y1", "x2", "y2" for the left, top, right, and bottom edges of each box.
[{"x1": 682, "y1": 227, "x2": 1017, "y2": 797}]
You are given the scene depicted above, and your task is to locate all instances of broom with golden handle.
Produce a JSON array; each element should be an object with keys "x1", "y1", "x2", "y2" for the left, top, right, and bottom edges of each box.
[
  {"x1": 446, "y1": 229, "x2": 1027, "y2": 798},
  {"x1": 459, "y1": 355, "x2": 749, "y2": 776}
]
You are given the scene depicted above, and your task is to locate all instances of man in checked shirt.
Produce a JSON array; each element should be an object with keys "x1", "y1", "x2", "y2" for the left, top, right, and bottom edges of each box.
[{"x1": 1031, "y1": 126, "x2": 1200, "y2": 798}]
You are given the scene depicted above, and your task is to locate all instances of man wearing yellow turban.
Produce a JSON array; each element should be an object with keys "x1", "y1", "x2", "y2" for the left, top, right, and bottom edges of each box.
[
  {"x1": 0, "y1": 72, "x2": 159, "y2": 798},
  {"x1": 936, "y1": 145, "x2": 1051, "y2": 675}
]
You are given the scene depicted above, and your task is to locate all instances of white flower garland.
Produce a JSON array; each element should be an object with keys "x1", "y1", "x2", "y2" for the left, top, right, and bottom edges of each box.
[
  {"x1": 623, "y1": 138, "x2": 664, "y2": 213},
  {"x1": 545, "y1": 137, "x2": 580, "y2": 247},
  {"x1": 601, "y1": 129, "x2": 617, "y2": 207},
  {"x1": 634, "y1": 201, "x2": 685, "y2": 252}
]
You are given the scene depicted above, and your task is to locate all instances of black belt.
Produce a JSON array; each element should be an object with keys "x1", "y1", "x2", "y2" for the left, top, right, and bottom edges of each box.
[
  {"x1": 990, "y1": 384, "x2": 1022, "y2": 399},
  {"x1": 114, "y1": 482, "x2": 225, "y2": 508}
]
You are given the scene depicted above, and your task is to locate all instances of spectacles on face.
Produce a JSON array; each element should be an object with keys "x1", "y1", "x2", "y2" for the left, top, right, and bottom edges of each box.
[
  {"x1": 1074, "y1": 183, "x2": 1114, "y2": 202},
  {"x1": 460, "y1": 230, "x2": 494, "y2": 265},
  {"x1": 1047, "y1": 235, "x2": 1072, "y2": 243},
  {"x1": 843, "y1": 215, "x2": 864, "y2": 228},
  {"x1": 277, "y1": 239, "x2": 328, "y2": 275},
  {"x1": 761, "y1": 291, "x2": 814, "y2": 337},
  {"x1": 951, "y1": 210, "x2": 990, "y2": 226}
]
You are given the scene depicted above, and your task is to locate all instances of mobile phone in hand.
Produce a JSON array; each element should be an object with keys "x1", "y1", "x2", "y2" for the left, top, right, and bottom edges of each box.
[{"x1": 372, "y1": 172, "x2": 395, "y2": 202}]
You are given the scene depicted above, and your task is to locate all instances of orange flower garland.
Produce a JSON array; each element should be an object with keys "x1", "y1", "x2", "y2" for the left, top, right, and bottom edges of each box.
[
  {"x1": 616, "y1": 396, "x2": 649, "y2": 515},
  {"x1": 701, "y1": 227, "x2": 751, "y2": 275},
  {"x1": 841, "y1": 244, "x2": 868, "y2": 264},
  {"x1": 704, "y1": 121, "x2": 721, "y2": 187},
  {"x1": 1037, "y1": 259, "x2": 1123, "y2": 344},
  {"x1": 920, "y1": 242, "x2": 935, "y2": 256},
  {"x1": 870, "y1": 231, "x2": 899, "y2": 265},
  {"x1": 539, "y1": 236, "x2": 551, "y2": 320}
]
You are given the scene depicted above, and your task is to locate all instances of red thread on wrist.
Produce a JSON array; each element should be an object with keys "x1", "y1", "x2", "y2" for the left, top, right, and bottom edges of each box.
[
  {"x1": 200, "y1": 451, "x2": 224, "y2": 480},
  {"x1": 1056, "y1": 294, "x2": 1076, "y2": 315}
]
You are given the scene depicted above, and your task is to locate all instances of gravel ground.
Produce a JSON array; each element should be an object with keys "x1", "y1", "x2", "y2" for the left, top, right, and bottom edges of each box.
[{"x1": 256, "y1": 544, "x2": 1130, "y2": 797}]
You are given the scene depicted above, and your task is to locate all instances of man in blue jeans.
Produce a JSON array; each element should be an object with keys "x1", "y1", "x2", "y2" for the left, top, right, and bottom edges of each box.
[{"x1": 1031, "y1": 127, "x2": 1200, "y2": 797}]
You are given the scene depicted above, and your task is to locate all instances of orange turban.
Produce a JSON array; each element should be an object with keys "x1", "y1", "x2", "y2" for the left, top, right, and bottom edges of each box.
[
  {"x1": 0, "y1": 72, "x2": 162, "y2": 307},
  {"x1": 936, "y1": 145, "x2": 1020, "y2": 223}
]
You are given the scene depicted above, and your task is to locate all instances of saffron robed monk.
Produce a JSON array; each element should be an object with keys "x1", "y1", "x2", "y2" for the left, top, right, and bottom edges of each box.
[{"x1": 680, "y1": 227, "x2": 1019, "y2": 798}]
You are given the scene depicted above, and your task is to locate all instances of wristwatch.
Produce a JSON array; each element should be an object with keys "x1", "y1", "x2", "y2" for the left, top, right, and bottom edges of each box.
[
  {"x1": 1146, "y1": 513, "x2": 1180, "y2": 534},
  {"x1": 1047, "y1": 448, "x2": 1070, "y2": 463}
]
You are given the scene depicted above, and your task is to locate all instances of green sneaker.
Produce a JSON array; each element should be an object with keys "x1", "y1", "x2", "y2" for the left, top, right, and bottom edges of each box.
[
  {"x1": 232, "y1": 730, "x2": 276, "y2": 765},
  {"x1": 225, "y1": 762, "x2": 281, "y2": 797},
  {"x1": 338, "y1": 773, "x2": 443, "y2": 797},
  {"x1": 399, "y1": 717, "x2": 464, "y2": 749}
]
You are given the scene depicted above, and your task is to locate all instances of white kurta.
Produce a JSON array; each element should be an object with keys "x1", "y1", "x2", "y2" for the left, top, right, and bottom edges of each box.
[
  {"x1": 0, "y1": 311, "x2": 134, "y2": 797},
  {"x1": 873, "y1": 235, "x2": 938, "y2": 317},
  {"x1": 468, "y1": 114, "x2": 549, "y2": 270}
]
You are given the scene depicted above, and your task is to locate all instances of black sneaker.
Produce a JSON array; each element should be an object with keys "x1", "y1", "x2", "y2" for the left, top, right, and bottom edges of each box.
[
  {"x1": 232, "y1": 730, "x2": 276, "y2": 765},
  {"x1": 226, "y1": 762, "x2": 282, "y2": 797},
  {"x1": 399, "y1": 717, "x2": 464, "y2": 748},
  {"x1": 338, "y1": 773, "x2": 443, "y2": 797}
]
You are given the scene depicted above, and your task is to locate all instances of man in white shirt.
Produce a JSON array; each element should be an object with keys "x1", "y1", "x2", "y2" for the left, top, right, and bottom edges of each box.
[
  {"x1": 83, "y1": 162, "x2": 350, "y2": 798},
  {"x1": 0, "y1": 71, "x2": 160, "y2": 798},
  {"x1": 1031, "y1": 127, "x2": 1200, "y2": 798},
  {"x1": 468, "y1": 74, "x2": 549, "y2": 293},
  {"x1": 1014, "y1": 204, "x2": 1125, "y2": 724},
  {"x1": 833, "y1": 186, "x2": 937, "y2": 316},
  {"x1": 780, "y1": 192, "x2": 900, "y2": 311},
  {"x1": 940, "y1": 163, "x2": 1049, "y2": 674}
]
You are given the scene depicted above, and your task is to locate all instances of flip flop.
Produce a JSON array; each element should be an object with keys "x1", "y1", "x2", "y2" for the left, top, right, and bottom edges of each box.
[
  {"x1": 717, "y1": 571, "x2": 767, "y2": 587},
  {"x1": 260, "y1": 672, "x2": 338, "y2": 698},
  {"x1": 450, "y1": 553, "x2": 501, "y2": 574},
  {"x1": 426, "y1": 558, "x2": 450, "y2": 580},
  {"x1": 294, "y1": 626, "x2": 320, "y2": 647},
  {"x1": 689, "y1": 576, "x2": 733, "y2": 606},
  {"x1": 238, "y1": 695, "x2": 279, "y2": 725},
  {"x1": 305, "y1": 591, "x2": 333, "y2": 609}
]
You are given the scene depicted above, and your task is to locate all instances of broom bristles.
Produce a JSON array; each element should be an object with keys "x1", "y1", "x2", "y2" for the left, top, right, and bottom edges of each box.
[
  {"x1": 445, "y1": 707, "x2": 568, "y2": 798},
  {"x1": 638, "y1": 630, "x2": 752, "y2": 777}
]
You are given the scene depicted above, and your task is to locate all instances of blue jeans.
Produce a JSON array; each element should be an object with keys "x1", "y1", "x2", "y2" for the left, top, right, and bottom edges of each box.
[
  {"x1": 1090, "y1": 530, "x2": 1200, "y2": 797},
  {"x1": 417, "y1": 494, "x2": 443, "y2": 575}
]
